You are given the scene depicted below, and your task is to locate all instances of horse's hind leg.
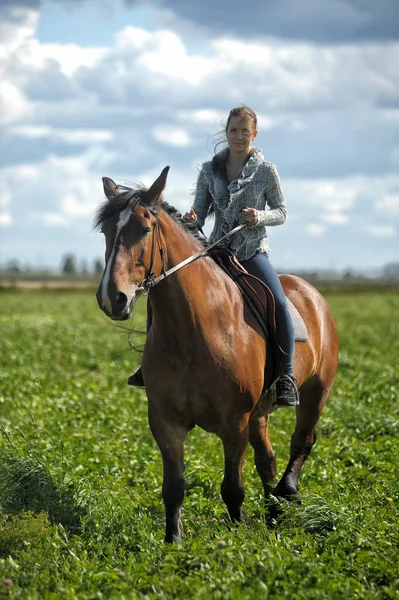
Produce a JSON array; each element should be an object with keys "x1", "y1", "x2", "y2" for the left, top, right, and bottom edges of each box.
[
  {"x1": 148, "y1": 415, "x2": 188, "y2": 543},
  {"x1": 220, "y1": 423, "x2": 249, "y2": 523},
  {"x1": 274, "y1": 375, "x2": 330, "y2": 500},
  {"x1": 249, "y1": 410, "x2": 276, "y2": 497}
]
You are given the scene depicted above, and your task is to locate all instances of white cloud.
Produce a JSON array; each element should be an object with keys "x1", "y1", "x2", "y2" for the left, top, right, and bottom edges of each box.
[
  {"x1": 0, "y1": 4, "x2": 398, "y2": 271},
  {"x1": 11, "y1": 125, "x2": 115, "y2": 145},
  {"x1": 136, "y1": 30, "x2": 212, "y2": 85},
  {"x1": 321, "y1": 212, "x2": 349, "y2": 224},
  {"x1": 0, "y1": 8, "x2": 106, "y2": 76},
  {"x1": 363, "y1": 224, "x2": 396, "y2": 238},
  {"x1": 0, "y1": 8, "x2": 38, "y2": 60},
  {"x1": 206, "y1": 38, "x2": 399, "y2": 110},
  {"x1": 284, "y1": 177, "x2": 359, "y2": 225},
  {"x1": 0, "y1": 189, "x2": 11, "y2": 210},
  {"x1": 32, "y1": 212, "x2": 69, "y2": 227},
  {"x1": 0, "y1": 212, "x2": 12, "y2": 227},
  {"x1": 152, "y1": 125, "x2": 194, "y2": 147},
  {"x1": 0, "y1": 152, "x2": 104, "y2": 228},
  {"x1": 374, "y1": 193, "x2": 399, "y2": 213},
  {"x1": 0, "y1": 80, "x2": 31, "y2": 125},
  {"x1": 177, "y1": 109, "x2": 225, "y2": 125},
  {"x1": 61, "y1": 194, "x2": 97, "y2": 218},
  {"x1": 306, "y1": 223, "x2": 326, "y2": 236},
  {"x1": 32, "y1": 43, "x2": 108, "y2": 77},
  {"x1": 115, "y1": 25, "x2": 152, "y2": 52},
  {"x1": 312, "y1": 182, "x2": 357, "y2": 212}
]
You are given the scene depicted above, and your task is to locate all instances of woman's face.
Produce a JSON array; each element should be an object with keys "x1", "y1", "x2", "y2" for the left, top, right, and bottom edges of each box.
[{"x1": 226, "y1": 116, "x2": 257, "y2": 154}]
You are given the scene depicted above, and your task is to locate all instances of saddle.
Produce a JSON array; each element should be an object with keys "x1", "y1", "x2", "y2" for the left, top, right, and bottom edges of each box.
[{"x1": 209, "y1": 248, "x2": 276, "y2": 340}]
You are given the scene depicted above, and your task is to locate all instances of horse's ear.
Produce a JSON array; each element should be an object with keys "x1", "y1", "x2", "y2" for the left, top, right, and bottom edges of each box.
[
  {"x1": 102, "y1": 177, "x2": 119, "y2": 201},
  {"x1": 145, "y1": 166, "x2": 170, "y2": 206}
]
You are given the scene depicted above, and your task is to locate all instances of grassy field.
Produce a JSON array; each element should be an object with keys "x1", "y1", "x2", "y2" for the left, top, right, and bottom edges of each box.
[{"x1": 0, "y1": 288, "x2": 398, "y2": 599}]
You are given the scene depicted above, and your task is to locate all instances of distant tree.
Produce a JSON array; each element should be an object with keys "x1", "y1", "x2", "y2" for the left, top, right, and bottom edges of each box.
[
  {"x1": 382, "y1": 262, "x2": 399, "y2": 280},
  {"x1": 5, "y1": 260, "x2": 21, "y2": 274},
  {"x1": 93, "y1": 259, "x2": 104, "y2": 275},
  {"x1": 61, "y1": 254, "x2": 77, "y2": 274},
  {"x1": 80, "y1": 259, "x2": 89, "y2": 275}
]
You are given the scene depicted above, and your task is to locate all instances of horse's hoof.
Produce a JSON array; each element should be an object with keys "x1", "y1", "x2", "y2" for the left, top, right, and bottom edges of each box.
[
  {"x1": 226, "y1": 510, "x2": 252, "y2": 527},
  {"x1": 273, "y1": 479, "x2": 300, "y2": 503},
  {"x1": 241, "y1": 509, "x2": 252, "y2": 527},
  {"x1": 165, "y1": 533, "x2": 182, "y2": 543},
  {"x1": 266, "y1": 504, "x2": 281, "y2": 524},
  {"x1": 273, "y1": 490, "x2": 301, "y2": 504}
]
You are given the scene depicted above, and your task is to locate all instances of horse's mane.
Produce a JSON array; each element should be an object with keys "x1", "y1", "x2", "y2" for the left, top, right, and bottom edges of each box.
[
  {"x1": 94, "y1": 184, "x2": 208, "y2": 247},
  {"x1": 93, "y1": 186, "x2": 145, "y2": 230},
  {"x1": 159, "y1": 200, "x2": 208, "y2": 247}
]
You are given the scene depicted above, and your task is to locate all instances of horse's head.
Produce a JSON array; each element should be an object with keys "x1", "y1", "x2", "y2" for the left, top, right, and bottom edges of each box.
[{"x1": 95, "y1": 167, "x2": 169, "y2": 320}]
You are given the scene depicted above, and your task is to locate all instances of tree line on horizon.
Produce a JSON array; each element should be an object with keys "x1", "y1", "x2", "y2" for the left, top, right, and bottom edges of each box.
[
  {"x1": 1, "y1": 254, "x2": 104, "y2": 276},
  {"x1": 1, "y1": 254, "x2": 399, "y2": 280}
]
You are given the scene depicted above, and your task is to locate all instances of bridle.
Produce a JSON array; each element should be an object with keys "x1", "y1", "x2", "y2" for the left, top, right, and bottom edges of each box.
[
  {"x1": 136, "y1": 209, "x2": 166, "y2": 295},
  {"x1": 136, "y1": 211, "x2": 246, "y2": 296}
]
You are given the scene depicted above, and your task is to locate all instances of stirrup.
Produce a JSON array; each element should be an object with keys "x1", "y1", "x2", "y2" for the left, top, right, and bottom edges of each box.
[
  {"x1": 274, "y1": 375, "x2": 299, "y2": 407},
  {"x1": 128, "y1": 367, "x2": 145, "y2": 387}
]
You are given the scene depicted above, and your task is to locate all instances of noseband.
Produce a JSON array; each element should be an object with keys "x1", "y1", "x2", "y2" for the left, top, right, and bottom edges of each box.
[{"x1": 136, "y1": 211, "x2": 246, "y2": 296}]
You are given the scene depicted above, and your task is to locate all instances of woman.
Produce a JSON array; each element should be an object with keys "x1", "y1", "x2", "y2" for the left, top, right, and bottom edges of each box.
[{"x1": 130, "y1": 106, "x2": 298, "y2": 407}]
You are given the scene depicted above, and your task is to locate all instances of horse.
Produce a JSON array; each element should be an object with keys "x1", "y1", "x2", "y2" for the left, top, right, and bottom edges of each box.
[{"x1": 95, "y1": 167, "x2": 339, "y2": 543}]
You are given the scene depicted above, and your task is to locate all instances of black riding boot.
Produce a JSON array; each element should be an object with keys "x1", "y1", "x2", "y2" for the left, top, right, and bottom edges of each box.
[
  {"x1": 274, "y1": 375, "x2": 299, "y2": 407},
  {"x1": 128, "y1": 367, "x2": 145, "y2": 387}
]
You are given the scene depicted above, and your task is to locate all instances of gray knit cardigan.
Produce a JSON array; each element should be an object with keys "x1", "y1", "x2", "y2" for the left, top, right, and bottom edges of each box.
[{"x1": 193, "y1": 147, "x2": 287, "y2": 261}]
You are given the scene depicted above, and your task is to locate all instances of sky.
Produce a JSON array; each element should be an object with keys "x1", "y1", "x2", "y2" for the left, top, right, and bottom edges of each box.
[{"x1": 0, "y1": 0, "x2": 398, "y2": 273}]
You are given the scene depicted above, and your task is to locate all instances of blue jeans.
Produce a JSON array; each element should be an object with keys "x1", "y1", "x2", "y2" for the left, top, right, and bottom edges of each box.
[{"x1": 240, "y1": 252, "x2": 294, "y2": 377}]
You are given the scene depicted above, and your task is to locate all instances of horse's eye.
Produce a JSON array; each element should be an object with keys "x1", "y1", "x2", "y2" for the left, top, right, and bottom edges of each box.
[{"x1": 143, "y1": 227, "x2": 151, "y2": 236}]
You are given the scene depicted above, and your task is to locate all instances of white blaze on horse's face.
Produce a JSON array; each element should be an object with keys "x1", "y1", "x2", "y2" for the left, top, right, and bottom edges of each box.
[
  {"x1": 99, "y1": 207, "x2": 137, "y2": 319},
  {"x1": 97, "y1": 167, "x2": 170, "y2": 320}
]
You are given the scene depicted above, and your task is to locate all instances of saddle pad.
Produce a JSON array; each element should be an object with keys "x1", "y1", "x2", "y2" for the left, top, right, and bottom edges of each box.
[
  {"x1": 288, "y1": 298, "x2": 308, "y2": 342},
  {"x1": 209, "y1": 247, "x2": 308, "y2": 342}
]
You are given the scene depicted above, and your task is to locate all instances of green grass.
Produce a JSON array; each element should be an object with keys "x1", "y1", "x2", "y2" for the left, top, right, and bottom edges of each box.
[{"x1": 0, "y1": 289, "x2": 398, "y2": 599}]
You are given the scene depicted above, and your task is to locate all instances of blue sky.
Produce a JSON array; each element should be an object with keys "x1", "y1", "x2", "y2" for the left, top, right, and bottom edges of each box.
[{"x1": 0, "y1": 0, "x2": 398, "y2": 272}]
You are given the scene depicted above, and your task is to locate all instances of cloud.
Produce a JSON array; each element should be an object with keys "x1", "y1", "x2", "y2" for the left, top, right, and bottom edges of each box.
[
  {"x1": 152, "y1": 125, "x2": 195, "y2": 147},
  {"x1": 0, "y1": 1, "x2": 398, "y2": 271},
  {"x1": 306, "y1": 223, "x2": 326, "y2": 236},
  {"x1": 74, "y1": 33, "x2": 399, "y2": 113},
  {"x1": 363, "y1": 224, "x2": 397, "y2": 238},
  {"x1": 283, "y1": 174, "x2": 399, "y2": 246},
  {"x1": 137, "y1": 0, "x2": 399, "y2": 44},
  {"x1": 0, "y1": 81, "x2": 31, "y2": 125},
  {"x1": 10, "y1": 125, "x2": 115, "y2": 144},
  {"x1": 0, "y1": 1, "x2": 41, "y2": 8},
  {"x1": 321, "y1": 213, "x2": 349, "y2": 224},
  {"x1": 1, "y1": 151, "x2": 104, "y2": 224},
  {"x1": 31, "y1": 212, "x2": 68, "y2": 227},
  {"x1": 0, "y1": 213, "x2": 13, "y2": 227},
  {"x1": 2, "y1": 0, "x2": 399, "y2": 45},
  {"x1": 374, "y1": 193, "x2": 399, "y2": 213}
]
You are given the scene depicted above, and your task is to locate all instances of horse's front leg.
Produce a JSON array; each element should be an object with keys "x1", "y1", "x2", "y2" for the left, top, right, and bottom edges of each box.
[
  {"x1": 149, "y1": 413, "x2": 188, "y2": 543},
  {"x1": 248, "y1": 409, "x2": 276, "y2": 497},
  {"x1": 220, "y1": 422, "x2": 249, "y2": 523}
]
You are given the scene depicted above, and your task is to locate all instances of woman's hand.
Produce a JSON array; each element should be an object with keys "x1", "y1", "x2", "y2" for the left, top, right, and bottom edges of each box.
[
  {"x1": 241, "y1": 208, "x2": 258, "y2": 226},
  {"x1": 183, "y1": 207, "x2": 198, "y2": 223}
]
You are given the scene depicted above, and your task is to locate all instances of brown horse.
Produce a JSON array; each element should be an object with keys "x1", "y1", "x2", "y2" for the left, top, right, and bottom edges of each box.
[{"x1": 95, "y1": 167, "x2": 339, "y2": 543}]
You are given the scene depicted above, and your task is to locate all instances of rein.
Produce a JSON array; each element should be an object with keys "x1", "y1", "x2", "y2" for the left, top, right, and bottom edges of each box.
[{"x1": 136, "y1": 219, "x2": 246, "y2": 295}]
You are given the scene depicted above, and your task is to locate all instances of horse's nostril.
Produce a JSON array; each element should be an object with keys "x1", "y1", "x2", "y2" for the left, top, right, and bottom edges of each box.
[{"x1": 115, "y1": 291, "x2": 128, "y2": 308}]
